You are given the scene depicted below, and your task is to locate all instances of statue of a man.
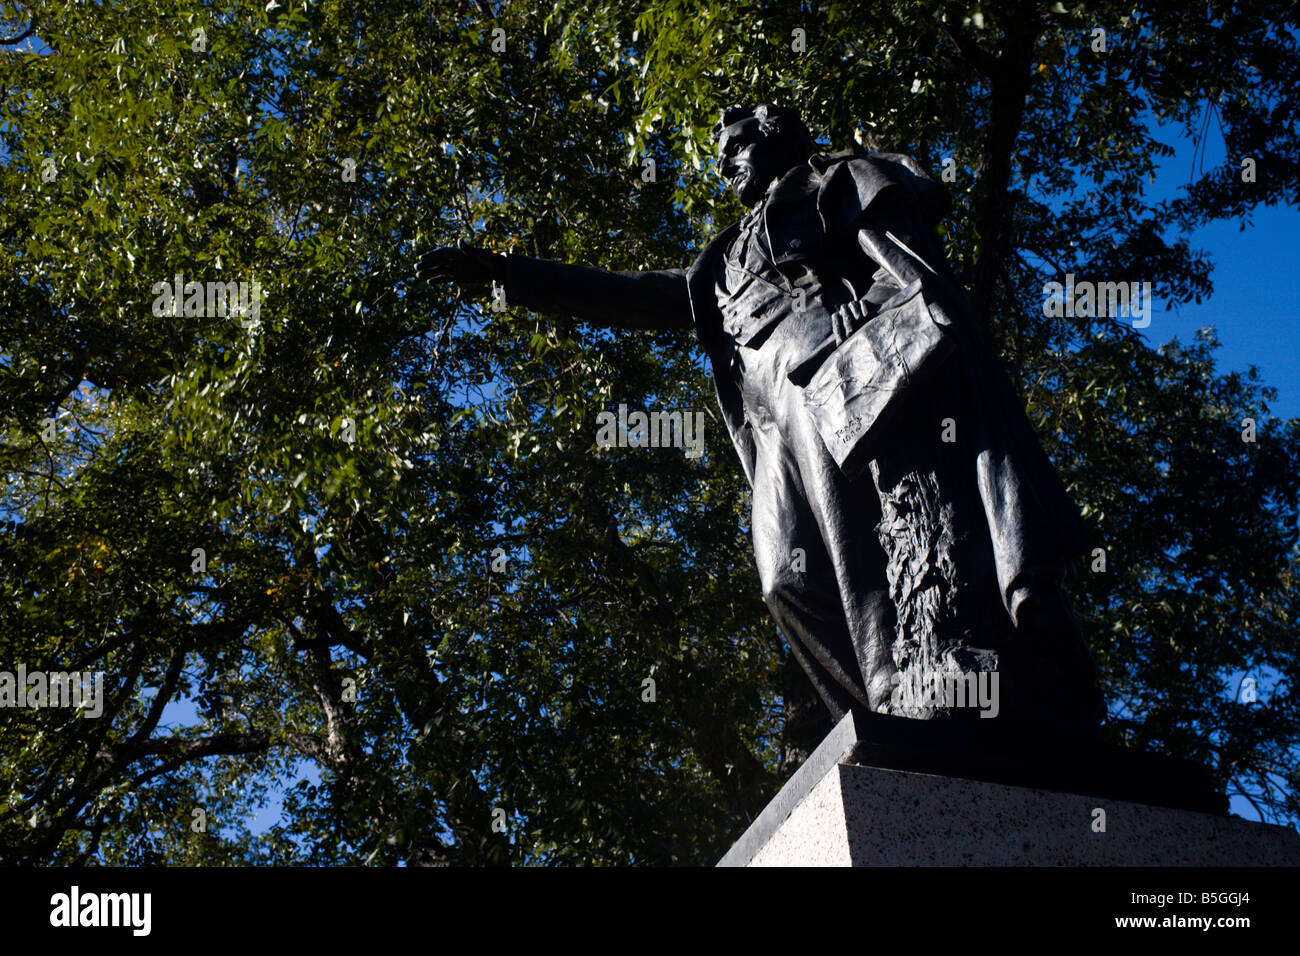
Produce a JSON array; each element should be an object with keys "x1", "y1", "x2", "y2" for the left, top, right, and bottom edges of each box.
[{"x1": 419, "y1": 104, "x2": 1105, "y2": 739}]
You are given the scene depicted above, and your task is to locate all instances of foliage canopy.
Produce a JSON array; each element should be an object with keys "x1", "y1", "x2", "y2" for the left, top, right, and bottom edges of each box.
[{"x1": 2, "y1": 0, "x2": 1298, "y2": 864}]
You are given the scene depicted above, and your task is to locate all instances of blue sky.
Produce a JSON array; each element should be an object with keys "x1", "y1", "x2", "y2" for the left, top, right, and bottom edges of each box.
[{"x1": 1146, "y1": 117, "x2": 1299, "y2": 421}]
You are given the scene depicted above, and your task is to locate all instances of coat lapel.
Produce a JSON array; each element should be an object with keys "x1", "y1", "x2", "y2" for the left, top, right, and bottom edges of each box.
[{"x1": 762, "y1": 164, "x2": 823, "y2": 276}]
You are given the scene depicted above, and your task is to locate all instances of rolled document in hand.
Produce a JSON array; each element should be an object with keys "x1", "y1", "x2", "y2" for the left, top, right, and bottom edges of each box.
[{"x1": 789, "y1": 280, "x2": 955, "y2": 479}]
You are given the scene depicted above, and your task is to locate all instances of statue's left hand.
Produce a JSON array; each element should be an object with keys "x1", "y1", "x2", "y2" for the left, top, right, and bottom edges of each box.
[
  {"x1": 415, "y1": 240, "x2": 503, "y2": 289},
  {"x1": 1011, "y1": 586, "x2": 1102, "y2": 697}
]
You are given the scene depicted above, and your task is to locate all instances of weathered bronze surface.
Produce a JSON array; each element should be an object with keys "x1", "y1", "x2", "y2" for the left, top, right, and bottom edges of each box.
[{"x1": 419, "y1": 104, "x2": 1107, "y2": 740}]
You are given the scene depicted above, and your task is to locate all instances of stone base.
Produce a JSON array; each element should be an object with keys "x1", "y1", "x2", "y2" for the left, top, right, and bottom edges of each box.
[{"x1": 719, "y1": 712, "x2": 1300, "y2": 866}]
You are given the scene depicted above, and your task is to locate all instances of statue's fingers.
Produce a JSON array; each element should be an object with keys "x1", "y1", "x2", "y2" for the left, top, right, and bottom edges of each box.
[
  {"x1": 418, "y1": 247, "x2": 458, "y2": 266},
  {"x1": 416, "y1": 264, "x2": 449, "y2": 282}
]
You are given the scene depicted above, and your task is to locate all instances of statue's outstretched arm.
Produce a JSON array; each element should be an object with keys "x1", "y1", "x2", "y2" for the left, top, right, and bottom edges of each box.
[{"x1": 417, "y1": 243, "x2": 691, "y2": 331}]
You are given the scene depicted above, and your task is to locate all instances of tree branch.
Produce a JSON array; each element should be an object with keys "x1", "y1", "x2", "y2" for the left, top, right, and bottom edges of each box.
[{"x1": 0, "y1": 22, "x2": 35, "y2": 45}]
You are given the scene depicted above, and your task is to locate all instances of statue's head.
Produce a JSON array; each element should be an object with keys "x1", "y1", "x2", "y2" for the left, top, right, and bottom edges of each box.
[{"x1": 711, "y1": 104, "x2": 814, "y2": 207}]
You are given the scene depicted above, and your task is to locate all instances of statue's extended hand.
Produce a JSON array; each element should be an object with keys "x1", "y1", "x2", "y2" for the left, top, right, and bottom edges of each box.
[{"x1": 415, "y1": 241, "x2": 503, "y2": 288}]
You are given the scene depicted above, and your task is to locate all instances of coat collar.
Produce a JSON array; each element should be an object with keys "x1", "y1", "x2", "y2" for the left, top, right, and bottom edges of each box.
[{"x1": 764, "y1": 162, "x2": 820, "y2": 209}]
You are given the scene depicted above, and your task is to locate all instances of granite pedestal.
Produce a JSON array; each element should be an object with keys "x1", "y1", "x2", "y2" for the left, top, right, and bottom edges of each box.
[{"x1": 719, "y1": 710, "x2": 1300, "y2": 866}]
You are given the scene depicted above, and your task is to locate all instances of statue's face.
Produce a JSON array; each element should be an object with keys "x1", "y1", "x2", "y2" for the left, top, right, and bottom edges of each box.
[{"x1": 716, "y1": 116, "x2": 788, "y2": 208}]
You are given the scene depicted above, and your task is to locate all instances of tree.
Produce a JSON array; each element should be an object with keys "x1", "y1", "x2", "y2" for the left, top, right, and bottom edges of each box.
[{"x1": 1, "y1": 0, "x2": 1297, "y2": 865}]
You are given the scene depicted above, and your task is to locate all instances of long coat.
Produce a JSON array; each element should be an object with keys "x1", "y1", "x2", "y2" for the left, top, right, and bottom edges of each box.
[{"x1": 682, "y1": 153, "x2": 1090, "y2": 615}]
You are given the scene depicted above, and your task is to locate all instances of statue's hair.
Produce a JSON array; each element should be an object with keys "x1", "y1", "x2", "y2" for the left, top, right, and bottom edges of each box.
[{"x1": 710, "y1": 104, "x2": 814, "y2": 160}]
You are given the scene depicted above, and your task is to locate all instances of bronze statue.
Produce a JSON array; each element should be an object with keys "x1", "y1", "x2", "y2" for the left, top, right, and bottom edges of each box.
[{"x1": 418, "y1": 104, "x2": 1105, "y2": 741}]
